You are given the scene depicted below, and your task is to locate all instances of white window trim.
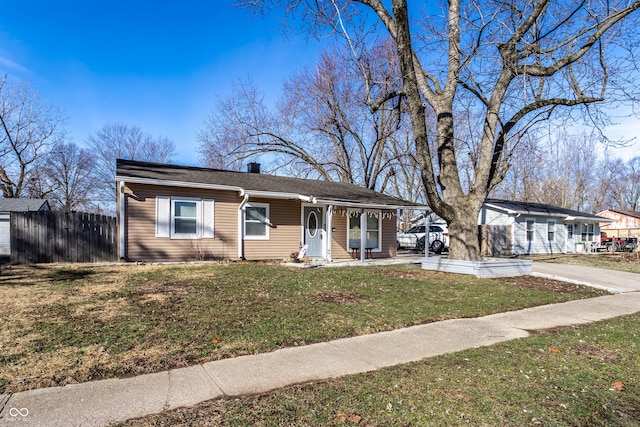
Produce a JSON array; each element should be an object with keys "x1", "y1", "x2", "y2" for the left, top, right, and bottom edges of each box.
[
  {"x1": 156, "y1": 196, "x2": 215, "y2": 240},
  {"x1": 171, "y1": 197, "x2": 202, "y2": 239},
  {"x1": 244, "y1": 202, "x2": 270, "y2": 240},
  {"x1": 547, "y1": 220, "x2": 556, "y2": 242},
  {"x1": 347, "y1": 209, "x2": 382, "y2": 252},
  {"x1": 525, "y1": 218, "x2": 535, "y2": 242}
]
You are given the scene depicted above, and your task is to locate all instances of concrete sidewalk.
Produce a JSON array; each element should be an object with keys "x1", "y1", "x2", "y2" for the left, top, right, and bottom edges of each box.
[{"x1": 1, "y1": 265, "x2": 639, "y2": 427}]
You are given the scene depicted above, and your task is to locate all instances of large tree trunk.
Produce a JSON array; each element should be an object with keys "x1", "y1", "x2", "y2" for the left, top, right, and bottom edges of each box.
[{"x1": 445, "y1": 200, "x2": 483, "y2": 261}]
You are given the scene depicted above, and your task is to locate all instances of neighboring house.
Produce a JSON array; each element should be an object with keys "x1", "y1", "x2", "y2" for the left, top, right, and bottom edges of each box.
[
  {"x1": 116, "y1": 160, "x2": 424, "y2": 262},
  {"x1": 479, "y1": 199, "x2": 611, "y2": 256},
  {"x1": 597, "y1": 209, "x2": 640, "y2": 239},
  {"x1": 0, "y1": 198, "x2": 51, "y2": 256}
]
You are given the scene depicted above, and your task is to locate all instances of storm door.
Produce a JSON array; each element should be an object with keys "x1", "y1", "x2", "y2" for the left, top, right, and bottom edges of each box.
[{"x1": 303, "y1": 206, "x2": 324, "y2": 257}]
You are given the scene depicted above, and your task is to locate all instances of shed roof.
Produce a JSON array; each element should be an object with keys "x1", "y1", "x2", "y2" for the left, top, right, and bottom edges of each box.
[
  {"x1": 484, "y1": 198, "x2": 610, "y2": 222},
  {"x1": 116, "y1": 159, "x2": 423, "y2": 209},
  {"x1": 0, "y1": 198, "x2": 50, "y2": 212}
]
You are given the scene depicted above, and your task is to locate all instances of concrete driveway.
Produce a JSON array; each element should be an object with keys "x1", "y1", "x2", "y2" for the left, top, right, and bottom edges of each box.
[{"x1": 532, "y1": 262, "x2": 640, "y2": 293}]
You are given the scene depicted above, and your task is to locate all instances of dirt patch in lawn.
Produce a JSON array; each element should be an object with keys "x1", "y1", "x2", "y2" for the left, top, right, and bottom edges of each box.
[
  {"x1": 376, "y1": 267, "x2": 593, "y2": 295},
  {"x1": 495, "y1": 275, "x2": 591, "y2": 294},
  {"x1": 315, "y1": 291, "x2": 362, "y2": 304}
]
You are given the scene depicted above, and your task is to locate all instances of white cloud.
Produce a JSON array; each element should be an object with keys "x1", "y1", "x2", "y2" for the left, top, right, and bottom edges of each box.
[{"x1": 0, "y1": 56, "x2": 29, "y2": 74}]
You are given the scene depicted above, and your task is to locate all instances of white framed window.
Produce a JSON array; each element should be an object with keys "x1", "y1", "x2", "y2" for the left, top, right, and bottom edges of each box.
[
  {"x1": 580, "y1": 223, "x2": 595, "y2": 241},
  {"x1": 245, "y1": 203, "x2": 270, "y2": 240},
  {"x1": 347, "y1": 210, "x2": 382, "y2": 251},
  {"x1": 172, "y1": 199, "x2": 199, "y2": 238},
  {"x1": 156, "y1": 196, "x2": 214, "y2": 239},
  {"x1": 567, "y1": 224, "x2": 574, "y2": 239},
  {"x1": 526, "y1": 219, "x2": 535, "y2": 242},
  {"x1": 547, "y1": 220, "x2": 556, "y2": 242}
]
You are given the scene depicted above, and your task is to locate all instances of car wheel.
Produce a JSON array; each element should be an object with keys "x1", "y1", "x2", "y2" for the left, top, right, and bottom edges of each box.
[
  {"x1": 397, "y1": 241, "x2": 401, "y2": 250},
  {"x1": 430, "y1": 239, "x2": 444, "y2": 254}
]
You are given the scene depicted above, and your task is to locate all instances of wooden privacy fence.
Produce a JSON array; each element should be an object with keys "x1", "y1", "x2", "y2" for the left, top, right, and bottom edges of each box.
[{"x1": 10, "y1": 211, "x2": 117, "y2": 264}]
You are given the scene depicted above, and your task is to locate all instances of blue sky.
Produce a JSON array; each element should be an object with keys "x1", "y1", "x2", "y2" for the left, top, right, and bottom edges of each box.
[
  {"x1": 0, "y1": 1, "x2": 324, "y2": 166},
  {"x1": 1, "y1": 1, "x2": 638, "y2": 167}
]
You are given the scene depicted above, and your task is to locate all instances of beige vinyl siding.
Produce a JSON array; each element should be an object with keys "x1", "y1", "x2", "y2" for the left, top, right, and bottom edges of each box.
[
  {"x1": 123, "y1": 183, "x2": 239, "y2": 262},
  {"x1": 380, "y1": 211, "x2": 397, "y2": 258},
  {"x1": 329, "y1": 209, "x2": 397, "y2": 260},
  {"x1": 243, "y1": 198, "x2": 301, "y2": 260},
  {"x1": 330, "y1": 214, "x2": 351, "y2": 259}
]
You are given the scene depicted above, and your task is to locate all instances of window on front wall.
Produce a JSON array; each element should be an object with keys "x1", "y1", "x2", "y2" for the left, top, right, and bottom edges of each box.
[
  {"x1": 156, "y1": 196, "x2": 214, "y2": 239},
  {"x1": 526, "y1": 219, "x2": 535, "y2": 242},
  {"x1": 580, "y1": 223, "x2": 595, "y2": 241},
  {"x1": 173, "y1": 200, "x2": 198, "y2": 235},
  {"x1": 547, "y1": 220, "x2": 555, "y2": 242},
  {"x1": 567, "y1": 224, "x2": 574, "y2": 239},
  {"x1": 245, "y1": 203, "x2": 270, "y2": 240},
  {"x1": 348, "y1": 210, "x2": 381, "y2": 250}
]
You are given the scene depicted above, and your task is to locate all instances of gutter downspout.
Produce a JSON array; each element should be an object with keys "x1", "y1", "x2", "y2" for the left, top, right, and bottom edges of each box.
[
  {"x1": 119, "y1": 181, "x2": 125, "y2": 260},
  {"x1": 326, "y1": 205, "x2": 333, "y2": 263},
  {"x1": 238, "y1": 193, "x2": 250, "y2": 260},
  {"x1": 360, "y1": 208, "x2": 366, "y2": 263}
]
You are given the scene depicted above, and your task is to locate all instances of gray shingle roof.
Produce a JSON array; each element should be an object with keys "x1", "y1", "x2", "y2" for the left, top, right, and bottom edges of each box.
[
  {"x1": 116, "y1": 159, "x2": 422, "y2": 208},
  {"x1": 485, "y1": 198, "x2": 606, "y2": 221},
  {"x1": 0, "y1": 198, "x2": 50, "y2": 212}
]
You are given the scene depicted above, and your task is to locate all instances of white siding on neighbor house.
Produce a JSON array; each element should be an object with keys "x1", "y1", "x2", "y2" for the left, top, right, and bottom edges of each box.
[
  {"x1": 0, "y1": 213, "x2": 9, "y2": 256},
  {"x1": 512, "y1": 216, "x2": 567, "y2": 255},
  {"x1": 479, "y1": 206, "x2": 514, "y2": 226}
]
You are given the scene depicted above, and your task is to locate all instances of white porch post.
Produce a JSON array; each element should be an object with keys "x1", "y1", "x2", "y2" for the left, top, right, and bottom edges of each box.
[
  {"x1": 360, "y1": 208, "x2": 366, "y2": 263},
  {"x1": 238, "y1": 194, "x2": 249, "y2": 259},
  {"x1": 326, "y1": 205, "x2": 333, "y2": 262}
]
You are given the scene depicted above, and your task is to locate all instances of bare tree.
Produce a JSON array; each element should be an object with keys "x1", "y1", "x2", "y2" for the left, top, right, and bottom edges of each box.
[
  {"x1": 0, "y1": 76, "x2": 63, "y2": 198},
  {"x1": 246, "y1": 0, "x2": 640, "y2": 260},
  {"x1": 86, "y1": 123, "x2": 176, "y2": 206},
  {"x1": 198, "y1": 40, "x2": 416, "y2": 194},
  {"x1": 27, "y1": 142, "x2": 97, "y2": 211},
  {"x1": 616, "y1": 157, "x2": 640, "y2": 211}
]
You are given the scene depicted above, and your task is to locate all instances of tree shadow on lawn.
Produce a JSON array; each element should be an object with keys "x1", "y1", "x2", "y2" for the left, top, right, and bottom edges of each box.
[{"x1": 0, "y1": 264, "x2": 98, "y2": 287}]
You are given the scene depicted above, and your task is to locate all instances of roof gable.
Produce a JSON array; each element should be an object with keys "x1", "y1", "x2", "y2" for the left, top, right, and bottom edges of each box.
[
  {"x1": 599, "y1": 209, "x2": 640, "y2": 220},
  {"x1": 116, "y1": 159, "x2": 422, "y2": 208}
]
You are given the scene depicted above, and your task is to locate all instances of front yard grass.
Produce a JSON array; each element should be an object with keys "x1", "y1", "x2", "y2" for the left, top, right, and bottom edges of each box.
[
  {"x1": 0, "y1": 262, "x2": 607, "y2": 394},
  {"x1": 121, "y1": 313, "x2": 640, "y2": 426}
]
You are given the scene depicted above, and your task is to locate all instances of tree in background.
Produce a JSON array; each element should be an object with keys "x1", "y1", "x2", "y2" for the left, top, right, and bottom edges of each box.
[
  {"x1": 198, "y1": 40, "x2": 419, "y2": 197},
  {"x1": 86, "y1": 123, "x2": 176, "y2": 206},
  {"x1": 244, "y1": 0, "x2": 640, "y2": 261},
  {"x1": 0, "y1": 76, "x2": 63, "y2": 198},
  {"x1": 26, "y1": 142, "x2": 97, "y2": 211}
]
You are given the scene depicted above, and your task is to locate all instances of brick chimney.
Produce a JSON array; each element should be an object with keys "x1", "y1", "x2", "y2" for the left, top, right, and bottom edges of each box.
[{"x1": 247, "y1": 162, "x2": 261, "y2": 173}]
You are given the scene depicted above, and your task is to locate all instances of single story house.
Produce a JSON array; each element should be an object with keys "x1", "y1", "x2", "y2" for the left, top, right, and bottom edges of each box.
[
  {"x1": 0, "y1": 198, "x2": 51, "y2": 256},
  {"x1": 597, "y1": 209, "x2": 640, "y2": 239},
  {"x1": 116, "y1": 159, "x2": 424, "y2": 262},
  {"x1": 479, "y1": 199, "x2": 612, "y2": 256}
]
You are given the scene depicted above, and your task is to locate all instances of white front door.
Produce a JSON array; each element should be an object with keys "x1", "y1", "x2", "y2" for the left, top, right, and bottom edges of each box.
[
  {"x1": 566, "y1": 223, "x2": 575, "y2": 253},
  {"x1": 303, "y1": 206, "x2": 324, "y2": 257}
]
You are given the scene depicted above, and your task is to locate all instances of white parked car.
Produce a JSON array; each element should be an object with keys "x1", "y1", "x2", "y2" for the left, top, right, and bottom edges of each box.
[{"x1": 397, "y1": 224, "x2": 449, "y2": 253}]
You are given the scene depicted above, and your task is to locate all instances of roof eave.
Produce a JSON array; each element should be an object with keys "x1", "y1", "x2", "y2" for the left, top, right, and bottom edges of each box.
[
  {"x1": 315, "y1": 198, "x2": 427, "y2": 210},
  {"x1": 116, "y1": 176, "x2": 244, "y2": 193}
]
